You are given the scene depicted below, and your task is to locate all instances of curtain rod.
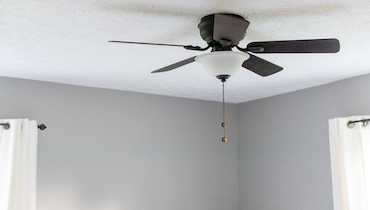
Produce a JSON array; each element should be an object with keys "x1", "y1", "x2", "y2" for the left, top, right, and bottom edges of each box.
[
  {"x1": 0, "y1": 123, "x2": 47, "y2": 131},
  {"x1": 347, "y1": 119, "x2": 370, "y2": 128}
]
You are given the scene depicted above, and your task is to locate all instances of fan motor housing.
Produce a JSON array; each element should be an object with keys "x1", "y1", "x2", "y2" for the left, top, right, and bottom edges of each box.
[{"x1": 198, "y1": 13, "x2": 249, "y2": 51}]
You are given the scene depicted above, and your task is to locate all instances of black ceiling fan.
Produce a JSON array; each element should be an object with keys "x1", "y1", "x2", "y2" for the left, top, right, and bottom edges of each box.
[
  {"x1": 109, "y1": 13, "x2": 340, "y2": 142},
  {"x1": 109, "y1": 13, "x2": 340, "y2": 79}
]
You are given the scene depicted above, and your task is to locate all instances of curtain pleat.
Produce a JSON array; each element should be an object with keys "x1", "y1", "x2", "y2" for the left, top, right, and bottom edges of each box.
[{"x1": 0, "y1": 119, "x2": 38, "y2": 210}]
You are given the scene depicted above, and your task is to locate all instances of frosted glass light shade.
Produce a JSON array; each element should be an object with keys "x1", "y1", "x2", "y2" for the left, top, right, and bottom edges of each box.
[{"x1": 195, "y1": 51, "x2": 250, "y2": 77}]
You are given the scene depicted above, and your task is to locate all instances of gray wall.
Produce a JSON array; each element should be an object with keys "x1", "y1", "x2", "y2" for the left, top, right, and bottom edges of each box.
[
  {"x1": 2, "y1": 72, "x2": 370, "y2": 210},
  {"x1": 0, "y1": 77, "x2": 238, "y2": 210},
  {"x1": 237, "y1": 73, "x2": 370, "y2": 210}
]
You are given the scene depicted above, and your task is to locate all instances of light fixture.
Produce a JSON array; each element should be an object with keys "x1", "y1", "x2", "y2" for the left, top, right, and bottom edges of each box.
[
  {"x1": 195, "y1": 51, "x2": 250, "y2": 78},
  {"x1": 195, "y1": 51, "x2": 250, "y2": 142}
]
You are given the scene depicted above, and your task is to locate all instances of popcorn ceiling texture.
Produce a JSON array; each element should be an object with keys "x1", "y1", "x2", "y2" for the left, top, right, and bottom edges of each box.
[{"x1": 0, "y1": 0, "x2": 369, "y2": 103}]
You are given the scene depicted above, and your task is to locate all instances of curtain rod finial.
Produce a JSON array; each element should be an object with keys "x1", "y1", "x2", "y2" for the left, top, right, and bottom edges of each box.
[{"x1": 38, "y1": 124, "x2": 47, "y2": 130}]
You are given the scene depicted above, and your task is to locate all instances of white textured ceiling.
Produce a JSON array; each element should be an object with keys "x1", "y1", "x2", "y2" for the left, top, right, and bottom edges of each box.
[{"x1": 1, "y1": 0, "x2": 370, "y2": 103}]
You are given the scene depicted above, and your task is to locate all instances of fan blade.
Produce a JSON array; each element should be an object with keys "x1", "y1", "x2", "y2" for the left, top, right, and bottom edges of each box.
[
  {"x1": 242, "y1": 54, "x2": 283, "y2": 76},
  {"x1": 151, "y1": 56, "x2": 196, "y2": 73},
  {"x1": 109, "y1": 40, "x2": 187, "y2": 47},
  {"x1": 109, "y1": 41, "x2": 209, "y2": 51},
  {"x1": 247, "y1": 38, "x2": 340, "y2": 53},
  {"x1": 213, "y1": 14, "x2": 250, "y2": 46}
]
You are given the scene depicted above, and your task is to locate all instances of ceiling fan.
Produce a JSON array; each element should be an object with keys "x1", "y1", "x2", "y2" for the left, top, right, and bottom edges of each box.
[
  {"x1": 109, "y1": 13, "x2": 340, "y2": 82},
  {"x1": 109, "y1": 13, "x2": 340, "y2": 142}
]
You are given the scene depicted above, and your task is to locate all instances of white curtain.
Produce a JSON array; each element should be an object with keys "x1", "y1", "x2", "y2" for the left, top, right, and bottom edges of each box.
[
  {"x1": 329, "y1": 116, "x2": 370, "y2": 210},
  {"x1": 0, "y1": 119, "x2": 38, "y2": 210}
]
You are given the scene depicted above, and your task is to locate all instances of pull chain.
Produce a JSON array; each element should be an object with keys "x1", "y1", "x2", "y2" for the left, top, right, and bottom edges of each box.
[{"x1": 222, "y1": 81, "x2": 227, "y2": 142}]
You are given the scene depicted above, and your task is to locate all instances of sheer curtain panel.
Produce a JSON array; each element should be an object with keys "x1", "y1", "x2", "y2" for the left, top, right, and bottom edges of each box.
[
  {"x1": 329, "y1": 116, "x2": 370, "y2": 210},
  {"x1": 0, "y1": 119, "x2": 38, "y2": 210}
]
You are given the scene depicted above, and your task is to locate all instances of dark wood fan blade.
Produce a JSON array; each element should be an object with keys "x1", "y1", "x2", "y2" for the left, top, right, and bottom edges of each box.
[
  {"x1": 109, "y1": 40, "x2": 187, "y2": 47},
  {"x1": 109, "y1": 41, "x2": 209, "y2": 51},
  {"x1": 213, "y1": 14, "x2": 250, "y2": 46},
  {"x1": 151, "y1": 56, "x2": 196, "y2": 73},
  {"x1": 242, "y1": 54, "x2": 283, "y2": 76},
  {"x1": 247, "y1": 38, "x2": 340, "y2": 53}
]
